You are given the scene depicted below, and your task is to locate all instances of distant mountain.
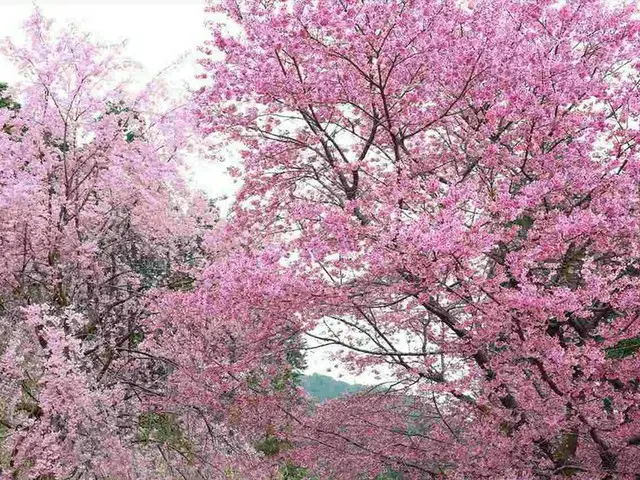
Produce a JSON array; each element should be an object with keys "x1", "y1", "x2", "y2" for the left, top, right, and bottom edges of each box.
[{"x1": 301, "y1": 373, "x2": 364, "y2": 402}]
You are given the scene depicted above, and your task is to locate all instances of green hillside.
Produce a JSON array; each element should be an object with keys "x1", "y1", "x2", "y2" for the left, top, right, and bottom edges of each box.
[{"x1": 301, "y1": 373, "x2": 364, "y2": 402}]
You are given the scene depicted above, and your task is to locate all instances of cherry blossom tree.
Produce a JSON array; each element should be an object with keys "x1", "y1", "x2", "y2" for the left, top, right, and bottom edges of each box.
[
  {"x1": 0, "y1": 13, "x2": 209, "y2": 479},
  {"x1": 0, "y1": 12, "x2": 310, "y2": 480},
  {"x1": 143, "y1": 239, "x2": 311, "y2": 479},
  {"x1": 196, "y1": 0, "x2": 640, "y2": 477}
]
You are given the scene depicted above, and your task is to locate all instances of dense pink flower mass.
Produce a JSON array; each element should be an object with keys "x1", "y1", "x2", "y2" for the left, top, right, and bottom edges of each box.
[
  {"x1": 194, "y1": 0, "x2": 640, "y2": 477},
  {"x1": 0, "y1": 13, "x2": 211, "y2": 479},
  {"x1": 4, "y1": 0, "x2": 640, "y2": 478},
  {"x1": 0, "y1": 12, "x2": 302, "y2": 480}
]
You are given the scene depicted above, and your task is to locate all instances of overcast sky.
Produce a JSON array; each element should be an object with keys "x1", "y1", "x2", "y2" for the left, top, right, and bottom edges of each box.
[{"x1": 1, "y1": 1, "x2": 208, "y2": 83}]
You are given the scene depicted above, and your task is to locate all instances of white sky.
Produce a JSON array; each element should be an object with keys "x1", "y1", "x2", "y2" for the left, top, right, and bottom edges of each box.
[
  {"x1": 0, "y1": 0, "x2": 374, "y2": 385},
  {"x1": 0, "y1": 1, "x2": 208, "y2": 85}
]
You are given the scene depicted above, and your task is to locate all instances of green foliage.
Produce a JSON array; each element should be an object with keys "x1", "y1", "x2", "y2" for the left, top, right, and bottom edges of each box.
[
  {"x1": 552, "y1": 431, "x2": 578, "y2": 464},
  {"x1": 255, "y1": 437, "x2": 313, "y2": 479},
  {"x1": 246, "y1": 331, "x2": 307, "y2": 394},
  {"x1": 138, "y1": 412, "x2": 193, "y2": 457},
  {"x1": 300, "y1": 373, "x2": 363, "y2": 403},
  {"x1": 280, "y1": 330, "x2": 306, "y2": 389},
  {"x1": 509, "y1": 214, "x2": 534, "y2": 239},
  {"x1": 104, "y1": 99, "x2": 140, "y2": 143},
  {"x1": 0, "y1": 82, "x2": 20, "y2": 112},
  {"x1": 1, "y1": 82, "x2": 21, "y2": 136},
  {"x1": 278, "y1": 462, "x2": 309, "y2": 480},
  {"x1": 285, "y1": 347, "x2": 306, "y2": 383},
  {"x1": 247, "y1": 373, "x2": 261, "y2": 392},
  {"x1": 255, "y1": 434, "x2": 292, "y2": 457},
  {"x1": 167, "y1": 271, "x2": 196, "y2": 292},
  {"x1": 105, "y1": 100, "x2": 131, "y2": 115},
  {"x1": 405, "y1": 410, "x2": 430, "y2": 437},
  {"x1": 605, "y1": 336, "x2": 640, "y2": 359},
  {"x1": 272, "y1": 368, "x2": 299, "y2": 392},
  {"x1": 130, "y1": 256, "x2": 171, "y2": 289},
  {"x1": 139, "y1": 412, "x2": 179, "y2": 443},
  {"x1": 131, "y1": 330, "x2": 145, "y2": 346},
  {"x1": 0, "y1": 402, "x2": 10, "y2": 469}
]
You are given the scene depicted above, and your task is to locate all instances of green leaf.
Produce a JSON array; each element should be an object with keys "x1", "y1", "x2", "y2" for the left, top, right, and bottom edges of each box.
[
  {"x1": 605, "y1": 336, "x2": 640, "y2": 359},
  {"x1": 131, "y1": 330, "x2": 145, "y2": 346},
  {"x1": 279, "y1": 462, "x2": 309, "y2": 480},
  {"x1": 0, "y1": 82, "x2": 20, "y2": 112},
  {"x1": 255, "y1": 435, "x2": 292, "y2": 456},
  {"x1": 138, "y1": 411, "x2": 193, "y2": 458}
]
